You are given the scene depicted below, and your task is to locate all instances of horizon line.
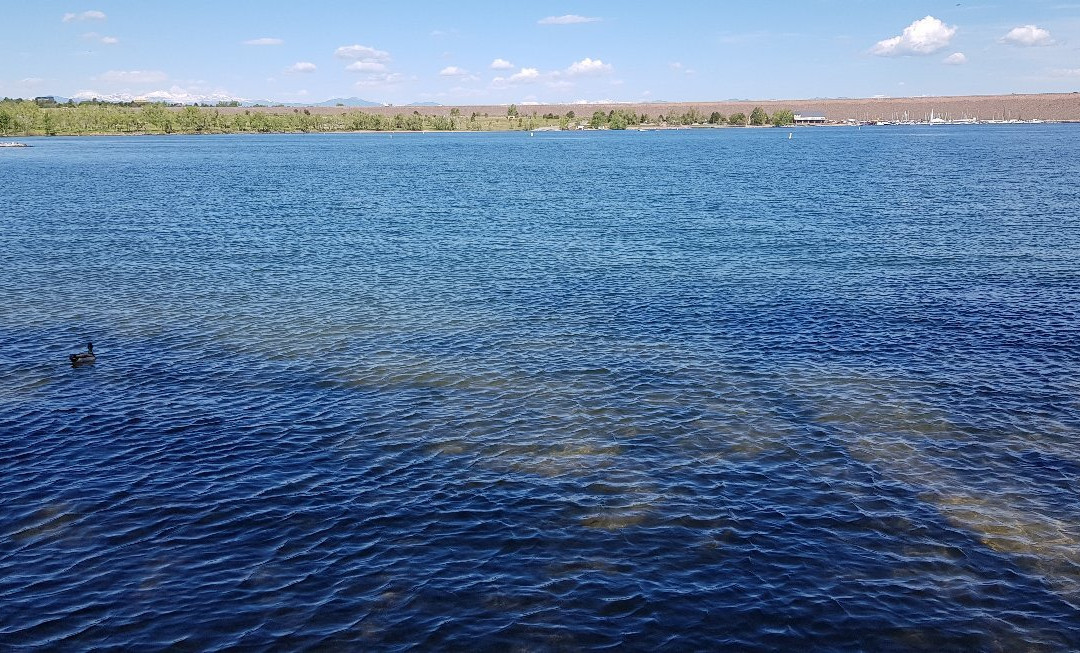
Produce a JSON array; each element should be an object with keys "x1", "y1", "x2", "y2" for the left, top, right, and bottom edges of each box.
[{"x1": 12, "y1": 90, "x2": 1080, "y2": 108}]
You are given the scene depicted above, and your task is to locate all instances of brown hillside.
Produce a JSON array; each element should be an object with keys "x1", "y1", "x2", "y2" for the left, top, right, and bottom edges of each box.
[{"x1": 208, "y1": 92, "x2": 1080, "y2": 122}]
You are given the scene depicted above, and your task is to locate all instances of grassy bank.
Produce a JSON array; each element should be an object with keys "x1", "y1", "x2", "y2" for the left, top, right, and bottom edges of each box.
[{"x1": 0, "y1": 100, "x2": 790, "y2": 137}]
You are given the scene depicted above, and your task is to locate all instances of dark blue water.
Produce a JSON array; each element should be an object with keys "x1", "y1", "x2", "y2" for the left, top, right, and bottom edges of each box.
[{"x1": 2, "y1": 126, "x2": 1079, "y2": 650}]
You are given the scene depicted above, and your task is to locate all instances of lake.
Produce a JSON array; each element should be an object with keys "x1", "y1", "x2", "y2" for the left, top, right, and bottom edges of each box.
[{"x1": 2, "y1": 126, "x2": 1079, "y2": 650}]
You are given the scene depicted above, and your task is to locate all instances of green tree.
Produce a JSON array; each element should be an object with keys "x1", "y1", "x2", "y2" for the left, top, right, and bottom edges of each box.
[
  {"x1": 507, "y1": 104, "x2": 518, "y2": 118},
  {"x1": 140, "y1": 103, "x2": 168, "y2": 132},
  {"x1": 708, "y1": 111, "x2": 725, "y2": 125},
  {"x1": 0, "y1": 109, "x2": 14, "y2": 134},
  {"x1": 606, "y1": 109, "x2": 638, "y2": 129},
  {"x1": 249, "y1": 111, "x2": 271, "y2": 133},
  {"x1": 427, "y1": 115, "x2": 452, "y2": 131},
  {"x1": 589, "y1": 110, "x2": 607, "y2": 128},
  {"x1": 41, "y1": 111, "x2": 57, "y2": 136},
  {"x1": 728, "y1": 112, "x2": 747, "y2": 126},
  {"x1": 178, "y1": 106, "x2": 204, "y2": 132},
  {"x1": 678, "y1": 108, "x2": 703, "y2": 125},
  {"x1": 769, "y1": 109, "x2": 795, "y2": 126},
  {"x1": 298, "y1": 110, "x2": 317, "y2": 132},
  {"x1": 749, "y1": 106, "x2": 768, "y2": 126}
]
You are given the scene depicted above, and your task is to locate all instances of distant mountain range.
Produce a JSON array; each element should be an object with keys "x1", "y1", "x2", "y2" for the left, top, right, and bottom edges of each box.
[
  {"x1": 208, "y1": 97, "x2": 439, "y2": 108},
  {"x1": 28, "y1": 94, "x2": 388, "y2": 108},
  {"x1": 313, "y1": 97, "x2": 383, "y2": 107},
  {"x1": 239, "y1": 97, "x2": 382, "y2": 107}
]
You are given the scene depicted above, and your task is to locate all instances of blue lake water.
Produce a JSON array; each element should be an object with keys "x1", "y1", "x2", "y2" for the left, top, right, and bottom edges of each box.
[{"x1": 2, "y1": 126, "x2": 1079, "y2": 650}]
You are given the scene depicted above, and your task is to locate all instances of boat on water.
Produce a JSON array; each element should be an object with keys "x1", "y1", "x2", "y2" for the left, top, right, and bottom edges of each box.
[{"x1": 0, "y1": 142, "x2": 30, "y2": 148}]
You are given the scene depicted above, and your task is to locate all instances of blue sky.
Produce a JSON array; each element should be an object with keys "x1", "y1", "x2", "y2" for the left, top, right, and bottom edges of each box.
[{"x1": 2, "y1": 1, "x2": 1078, "y2": 104}]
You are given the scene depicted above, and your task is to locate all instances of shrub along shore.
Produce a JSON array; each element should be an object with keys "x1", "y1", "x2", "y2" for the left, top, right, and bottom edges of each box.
[
  {"x1": 0, "y1": 99, "x2": 792, "y2": 136},
  {"x1": 3, "y1": 92, "x2": 1078, "y2": 137}
]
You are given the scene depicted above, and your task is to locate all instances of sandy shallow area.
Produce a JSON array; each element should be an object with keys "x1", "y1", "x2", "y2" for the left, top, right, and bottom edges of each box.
[{"x1": 207, "y1": 93, "x2": 1080, "y2": 122}]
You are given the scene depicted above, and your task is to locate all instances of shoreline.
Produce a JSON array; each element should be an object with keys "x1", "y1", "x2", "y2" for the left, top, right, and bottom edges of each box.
[
  {"x1": 201, "y1": 91, "x2": 1080, "y2": 122},
  {"x1": 4, "y1": 92, "x2": 1079, "y2": 137},
  {"x1": 3, "y1": 121, "x2": 1075, "y2": 139}
]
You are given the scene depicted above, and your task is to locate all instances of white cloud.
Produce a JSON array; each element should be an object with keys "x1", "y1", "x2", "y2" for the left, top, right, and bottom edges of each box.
[
  {"x1": 510, "y1": 67, "x2": 540, "y2": 82},
  {"x1": 339, "y1": 44, "x2": 399, "y2": 88},
  {"x1": 943, "y1": 52, "x2": 967, "y2": 65},
  {"x1": 871, "y1": 16, "x2": 957, "y2": 56},
  {"x1": 1001, "y1": 25, "x2": 1054, "y2": 46},
  {"x1": 81, "y1": 31, "x2": 117, "y2": 44},
  {"x1": 566, "y1": 57, "x2": 613, "y2": 75},
  {"x1": 491, "y1": 60, "x2": 614, "y2": 89},
  {"x1": 717, "y1": 30, "x2": 772, "y2": 46},
  {"x1": 334, "y1": 44, "x2": 391, "y2": 62},
  {"x1": 285, "y1": 62, "x2": 317, "y2": 74},
  {"x1": 243, "y1": 37, "x2": 283, "y2": 46},
  {"x1": 452, "y1": 86, "x2": 486, "y2": 97},
  {"x1": 439, "y1": 66, "x2": 468, "y2": 76},
  {"x1": 99, "y1": 69, "x2": 168, "y2": 84},
  {"x1": 490, "y1": 58, "x2": 514, "y2": 70},
  {"x1": 1051, "y1": 67, "x2": 1080, "y2": 76},
  {"x1": 491, "y1": 67, "x2": 543, "y2": 88},
  {"x1": 538, "y1": 14, "x2": 600, "y2": 25},
  {"x1": 354, "y1": 72, "x2": 405, "y2": 88},
  {"x1": 17, "y1": 77, "x2": 45, "y2": 87},
  {"x1": 346, "y1": 61, "x2": 387, "y2": 72},
  {"x1": 62, "y1": 10, "x2": 105, "y2": 22}
]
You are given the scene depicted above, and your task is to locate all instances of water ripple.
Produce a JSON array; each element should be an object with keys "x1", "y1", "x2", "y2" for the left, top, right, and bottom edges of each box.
[{"x1": 2, "y1": 127, "x2": 1079, "y2": 650}]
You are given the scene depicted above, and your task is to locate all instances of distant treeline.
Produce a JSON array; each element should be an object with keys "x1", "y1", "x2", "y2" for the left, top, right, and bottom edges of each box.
[
  {"x1": 0, "y1": 99, "x2": 794, "y2": 136},
  {"x1": 0, "y1": 100, "x2": 464, "y2": 135},
  {"x1": 578, "y1": 106, "x2": 794, "y2": 128}
]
